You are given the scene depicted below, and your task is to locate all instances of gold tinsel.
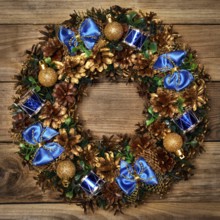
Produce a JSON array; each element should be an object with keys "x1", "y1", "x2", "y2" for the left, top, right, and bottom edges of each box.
[
  {"x1": 150, "y1": 87, "x2": 179, "y2": 118},
  {"x1": 39, "y1": 101, "x2": 68, "y2": 129},
  {"x1": 95, "y1": 152, "x2": 120, "y2": 183},
  {"x1": 182, "y1": 79, "x2": 207, "y2": 111}
]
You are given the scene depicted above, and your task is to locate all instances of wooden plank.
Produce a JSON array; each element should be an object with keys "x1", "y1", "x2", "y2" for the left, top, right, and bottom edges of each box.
[
  {"x1": 1, "y1": 82, "x2": 219, "y2": 142},
  {"x1": 0, "y1": 25, "x2": 219, "y2": 82},
  {"x1": 0, "y1": 141, "x2": 219, "y2": 203},
  {"x1": 0, "y1": 0, "x2": 220, "y2": 25},
  {"x1": 0, "y1": 202, "x2": 220, "y2": 219}
]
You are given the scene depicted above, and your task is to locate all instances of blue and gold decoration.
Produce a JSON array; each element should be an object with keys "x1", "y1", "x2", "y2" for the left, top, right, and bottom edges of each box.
[
  {"x1": 153, "y1": 50, "x2": 194, "y2": 91},
  {"x1": 116, "y1": 158, "x2": 158, "y2": 195},
  {"x1": 173, "y1": 110, "x2": 200, "y2": 133},
  {"x1": 18, "y1": 90, "x2": 44, "y2": 117},
  {"x1": 80, "y1": 171, "x2": 105, "y2": 195},
  {"x1": 58, "y1": 18, "x2": 101, "y2": 55},
  {"x1": 11, "y1": 6, "x2": 209, "y2": 213},
  {"x1": 22, "y1": 123, "x2": 64, "y2": 166},
  {"x1": 123, "y1": 27, "x2": 147, "y2": 50}
]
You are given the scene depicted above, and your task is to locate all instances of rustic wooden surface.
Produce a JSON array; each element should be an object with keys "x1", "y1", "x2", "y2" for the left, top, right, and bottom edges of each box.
[{"x1": 0, "y1": 1, "x2": 220, "y2": 219}]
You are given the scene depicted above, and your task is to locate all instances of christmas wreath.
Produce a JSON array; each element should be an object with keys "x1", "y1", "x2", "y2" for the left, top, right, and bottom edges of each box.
[{"x1": 10, "y1": 6, "x2": 210, "y2": 214}]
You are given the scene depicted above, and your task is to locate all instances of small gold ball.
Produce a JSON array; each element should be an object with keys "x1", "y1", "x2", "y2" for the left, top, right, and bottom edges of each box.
[
  {"x1": 163, "y1": 133, "x2": 183, "y2": 152},
  {"x1": 104, "y1": 22, "x2": 124, "y2": 41},
  {"x1": 56, "y1": 160, "x2": 76, "y2": 187},
  {"x1": 38, "y1": 67, "x2": 58, "y2": 87}
]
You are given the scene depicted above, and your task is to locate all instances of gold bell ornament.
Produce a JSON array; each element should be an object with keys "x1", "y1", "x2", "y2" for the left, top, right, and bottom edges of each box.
[
  {"x1": 163, "y1": 133, "x2": 185, "y2": 159},
  {"x1": 104, "y1": 14, "x2": 124, "y2": 41},
  {"x1": 38, "y1": 61, "x2": 58, "y2": 87},
  {"x1": 56, "y1": 160, "x2": 76, "y2": 187}
]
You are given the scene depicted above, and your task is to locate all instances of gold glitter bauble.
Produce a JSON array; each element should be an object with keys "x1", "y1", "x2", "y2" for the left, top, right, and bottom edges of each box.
[
  {"x1": 38, "y1": 62, "x2": 58, "y2": 87},
  {"x1": 163, "y1": 133, "x2": 185, "y2": 159},
  {"x1": 56, "y1": 160, "x2": 76, "y2": 187},
  {"x1": 104, "y1": 22, "x2": 124, "y2": 41}
]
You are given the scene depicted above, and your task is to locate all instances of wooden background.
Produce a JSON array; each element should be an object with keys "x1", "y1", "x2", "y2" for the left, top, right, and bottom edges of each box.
[{"x1": 0, "y1": 0, "x2": 220, "y2": 219}]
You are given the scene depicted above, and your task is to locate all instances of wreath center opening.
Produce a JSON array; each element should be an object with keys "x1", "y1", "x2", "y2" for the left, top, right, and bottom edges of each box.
[{"x1": 78, "y1": 80, "x2": 145, "y2": 137}]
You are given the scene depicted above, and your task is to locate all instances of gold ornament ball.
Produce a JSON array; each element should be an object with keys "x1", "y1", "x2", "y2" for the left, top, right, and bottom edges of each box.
[
  {"x1": 163, "y1": 133, "x2": 185, "y2": 159},
  {"x1": 56, "y1": 160, "x2": 76, "y2": 187},
  {"x1": 104, "y1": 22, "x2": 124, "y2": 41},
  {"x1": 163, "y1": 133, "x2": 183, "y2": 152},
  {"x1": 38, "y1": 63, "x2": 58, "y2": 87}
]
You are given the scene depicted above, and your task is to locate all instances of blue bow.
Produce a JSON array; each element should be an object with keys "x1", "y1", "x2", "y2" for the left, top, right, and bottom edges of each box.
[
  {"x1": 58, "y1": 18, "x2": 101, "y2": 55},
  {"x1": 22, "y1": 123, "x2": 64, "y2": 166},
  {"x1": 153, "y1": 50, "x2": 194, "y2": 91},
  {"x1": 116, "y1": 157, "x2": 158, "y2": 195}
]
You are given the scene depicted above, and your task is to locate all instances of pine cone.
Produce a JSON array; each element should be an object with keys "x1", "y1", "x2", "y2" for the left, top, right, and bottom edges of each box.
[
  {"x1": 148, "y1": 119, "x2": 171, "y2": 139},
  {"x1": 182, "y1": 79, "x2": 207, "y2": 111},
  {"x1": 156, "y1": 147, "x2": 175, "y2": 173},
  {"x1": 145, "y1": 174, "x2": 173, "y2": 197},
  {"x1": 57, "y1": 55, "x2": 87, "y2": 84},
  {"x1": 102, "y1": 182, "x2": 122, "y2": 208},
  {"x1": 81, "y1": 144, "x2": 99, "y2": 167},
  {"x1": 129, "y1": 135, "x2": 163, "y2": 173},
  {"x1": 55, "y1": 128, "x2": 82, "y2": 159},
  {"x1": 39, "y1": 101, "x2": 68, "y2": 129},
  {"x1": 52, "y1": 82, "x2": 77, "y2": 108},
  {"x1": 41, "y1": 38, "x2": 63, "y2": 61},
  {"x1": 113, "y1": 47, "x2": 134, "y2": 69},
  {"x1": 85, "y1": 47, "x2": 114, "y2": 73},
  {"x1": 130, "y1": 134, "x2": 157, "y2": 156},
  {"x1": 95, "y1": 152, "x2": 120, "y2": 183},
  {"x1": 11, "y1": 112, "x2": 34, "y2": 133},
  {"x1": 150, "y1": 88, "x2": 179, "y2": 118}
]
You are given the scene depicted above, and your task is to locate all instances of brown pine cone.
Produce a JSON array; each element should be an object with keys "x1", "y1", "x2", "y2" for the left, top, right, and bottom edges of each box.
[
  {"x1": 130, "y1": 134, "x2": 157, "y2": 156},
  {"x1": 55, "y1": 128, "x2": 82, "y2": 159},
  {"x1": 150, "y1": 88, "x2": 179, "y2": 118},
  {"x1": 102, "y1": 182, "x2": 122, "y2": 208},
  {"x1": 52, "y1": 82, "x2": 77, "y2": 108},
  {"x1": 156, "y1": 147, "x2": 175, "y2": 173},
  {"x1": 41, "y1": 37, "x2": 63, "y2": 61},
  {"x1": 148, "y1": 119, "x2": 171, "y2": 139},
  {"x1": 113, "y1": 47, "x2": 134, "y2": 69},
  {"x1": 39, "y1": 101, "x2": 68, "y2": 129},
  {"x1": 11, "y1": 112, "x2": 34, "y2": 133}
]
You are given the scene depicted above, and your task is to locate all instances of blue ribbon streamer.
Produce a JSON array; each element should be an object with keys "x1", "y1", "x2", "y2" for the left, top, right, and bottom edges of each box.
[
  {"x1": 58, "y1": 18, "x2": 101, "y2": 55},
  {"x1": 153, "y1": 50, "x2": 194, "y2": 91},
  {"x1": 22, "y1": 123, "x2": 64, "y2": 166},
  {"x1": 116, "y1": 157, "x2": 158, "y2": 195}
]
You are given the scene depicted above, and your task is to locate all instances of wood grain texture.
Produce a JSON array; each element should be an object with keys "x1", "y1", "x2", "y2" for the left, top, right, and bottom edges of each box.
[
  {"x1": 0, "y1": 203, "x2": 220, "y2": 220},
  {"x1": 1, "y1": 82, "x2": 220, "y2": 142},
  {"x1": 0, "y1": 25, "x2": 220, "y2": 81},
  {"x1": 0, "y1": 0, "x2": 220, "y2": 24},
  {"x1": 0, "y1": 142, "x2": 219, "y2": 204}
]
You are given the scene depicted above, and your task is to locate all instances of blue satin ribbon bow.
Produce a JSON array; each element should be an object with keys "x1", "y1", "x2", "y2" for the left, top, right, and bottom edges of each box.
[
  {"x1": 22, "y1": 123, "x2": 64, "y2": 166},
  {"x1": 116, "y1": 157, "x2": 158, "y2": 195},
  {"x1": 153, "y1": 50, "x2": 194, "y2": 91},
  {"x1": 58, "y1": 18, "x2": 101, "y2": 55}
]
